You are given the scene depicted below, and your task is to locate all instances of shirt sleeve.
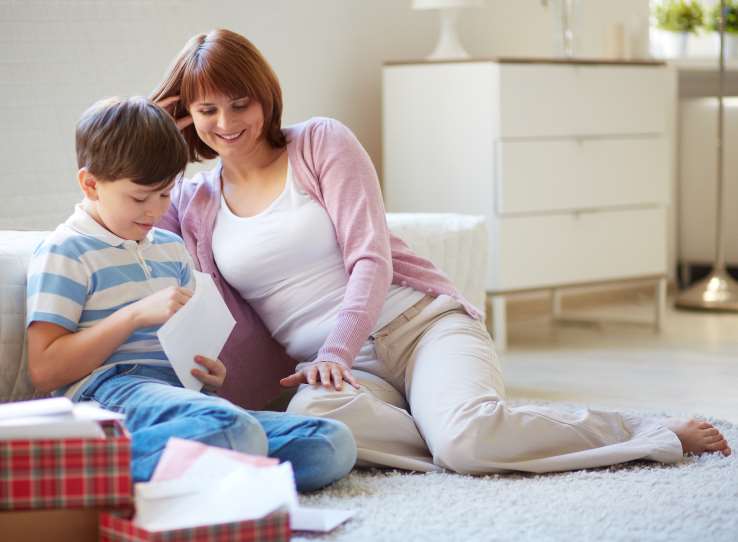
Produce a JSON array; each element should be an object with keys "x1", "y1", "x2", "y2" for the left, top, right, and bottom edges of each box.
[
  {"x1": 26, "y1": 243, "x2": 89, "y2": 332},
  {"x1": 310, "y1": 119, "x2": 393, "y2": 368}
]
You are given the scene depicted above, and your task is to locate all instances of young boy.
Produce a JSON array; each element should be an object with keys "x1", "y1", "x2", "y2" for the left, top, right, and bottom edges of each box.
[{"x1": 25, "y1": 97, "x2": 356, "y2": 490}]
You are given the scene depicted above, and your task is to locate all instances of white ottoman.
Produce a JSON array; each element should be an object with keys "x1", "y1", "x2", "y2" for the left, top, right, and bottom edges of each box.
[{"x1": 386, "y1": 213, "x2": 487, "y2": 317}]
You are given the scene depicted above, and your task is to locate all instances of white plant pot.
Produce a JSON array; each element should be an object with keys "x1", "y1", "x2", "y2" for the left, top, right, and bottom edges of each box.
[{"x1": 661, "y1": 31, "x2": 689, "y2": 58}]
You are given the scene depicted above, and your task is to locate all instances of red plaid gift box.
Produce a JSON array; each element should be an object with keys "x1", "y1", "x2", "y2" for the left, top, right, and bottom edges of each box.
[
  {"x1": 0, "y1": 420, "x2": 132, "y2": 510},
  {"x1": 99, "y1": 509, "x2": 291, "y2": 542}
]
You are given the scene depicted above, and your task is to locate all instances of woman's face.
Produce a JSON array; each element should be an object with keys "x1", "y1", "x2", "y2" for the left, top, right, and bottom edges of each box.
[{"x1": 188, "y1": 93, "x2": 265, "y2": 159}]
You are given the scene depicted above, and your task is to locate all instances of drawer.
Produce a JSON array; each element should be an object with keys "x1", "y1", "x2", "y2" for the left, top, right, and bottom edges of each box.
[
  {"x1": 495, "y1": 136, "x2": 669, "y2": 215},
  {"x1": 487, "y1": 207, "x2": 666, "y2": 291},
  {"x1": 499, "y1": 64, "x2": 669, "y2": 138}
]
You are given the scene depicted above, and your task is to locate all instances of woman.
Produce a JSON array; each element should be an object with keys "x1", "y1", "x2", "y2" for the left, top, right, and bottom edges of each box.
[{"x1": 152, "y1": 29, "x2": 731, "y2": 475}]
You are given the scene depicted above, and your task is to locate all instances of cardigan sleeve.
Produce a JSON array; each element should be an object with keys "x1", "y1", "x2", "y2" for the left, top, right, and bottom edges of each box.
[{"x1": 310, "y1": 119, "x2": 393, "y2": 368}]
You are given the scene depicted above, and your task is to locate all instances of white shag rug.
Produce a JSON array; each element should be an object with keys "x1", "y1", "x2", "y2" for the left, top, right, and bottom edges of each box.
[{"x1": 295, "y1": 404, "x2": 738, "y2": 542}]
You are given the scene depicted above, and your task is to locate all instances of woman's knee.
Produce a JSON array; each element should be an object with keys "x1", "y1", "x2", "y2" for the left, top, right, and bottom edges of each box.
[{"x1": 286, "y1": 385, "x2": 359, "y2": 417}]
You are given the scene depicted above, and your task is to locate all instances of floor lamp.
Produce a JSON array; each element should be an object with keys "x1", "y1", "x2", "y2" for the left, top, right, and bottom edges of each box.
[{"x1": 676, "y1": 0, "x2": 738, "y2": 311}]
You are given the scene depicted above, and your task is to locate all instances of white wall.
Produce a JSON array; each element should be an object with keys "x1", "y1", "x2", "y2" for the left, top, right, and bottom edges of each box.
[{"x1": 0, "y1": 0, "x2": 649, "y2": 230}]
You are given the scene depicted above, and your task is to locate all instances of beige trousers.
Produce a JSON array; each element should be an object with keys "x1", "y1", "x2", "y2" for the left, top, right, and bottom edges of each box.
[{"x1": 287, "y1": 295, "x2": 683, "y2": 474}]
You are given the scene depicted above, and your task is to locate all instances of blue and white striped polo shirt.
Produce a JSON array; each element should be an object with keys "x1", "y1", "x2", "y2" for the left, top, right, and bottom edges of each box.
[{"x1": 26, "y1": 203, "x2": 195, "y2": 397}]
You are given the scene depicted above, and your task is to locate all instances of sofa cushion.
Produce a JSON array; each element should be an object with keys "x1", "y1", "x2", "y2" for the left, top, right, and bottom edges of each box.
[
  {"x1": 0, "y1": 231, "x2": 51, "y2": 401},
  {"x1": 0, "y1": 214, "x2": 486, "y2": 402}
]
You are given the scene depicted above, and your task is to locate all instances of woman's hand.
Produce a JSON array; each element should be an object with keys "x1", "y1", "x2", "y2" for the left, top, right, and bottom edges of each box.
[
  {"x1": 156, "y1": 95, "x2": 193, "y2": 131},
  {"x1": 280, "y1": 361, "x2": 359, "y2": 391},
  {"x1": 191, "y1": 355, "x2": 226, "y2": 391}
]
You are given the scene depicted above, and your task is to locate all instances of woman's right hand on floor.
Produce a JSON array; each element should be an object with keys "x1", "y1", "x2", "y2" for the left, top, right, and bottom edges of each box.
[
  {"x1": 156, "y1": 95, "x2": 193, "y2": 131},
  {"x1": 279, "y1": 361, "x2": 359, "y2": 391},
  {"x1": 126, "y1": 286, "x2": 193, "y2": 328}
]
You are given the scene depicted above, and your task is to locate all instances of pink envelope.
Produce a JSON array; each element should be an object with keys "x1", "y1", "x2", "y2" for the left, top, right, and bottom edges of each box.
[{"x1": 152, "y1": 437, "x2": 279, "y2": 482}]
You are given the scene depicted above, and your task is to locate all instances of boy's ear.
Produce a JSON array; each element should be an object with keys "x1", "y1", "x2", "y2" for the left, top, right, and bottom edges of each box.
[{"x1": 77, "y1": 168, "x2": 100, "y2": 200}]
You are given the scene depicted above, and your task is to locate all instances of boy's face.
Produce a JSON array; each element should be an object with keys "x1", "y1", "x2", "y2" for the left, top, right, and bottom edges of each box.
[{"x1": 78, "y1": 171, "x2": 174, "y2": 241}]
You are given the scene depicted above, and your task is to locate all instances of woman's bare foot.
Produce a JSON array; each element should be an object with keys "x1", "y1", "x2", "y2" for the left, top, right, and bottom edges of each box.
[{"x1": 666, "y1": 419, "x2": 732, "y2": 456}]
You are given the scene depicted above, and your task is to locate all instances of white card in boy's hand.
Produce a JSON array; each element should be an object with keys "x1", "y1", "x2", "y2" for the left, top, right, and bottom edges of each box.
[{"x1": 157, "y1": 271, "x2": 236, "y2": 391}]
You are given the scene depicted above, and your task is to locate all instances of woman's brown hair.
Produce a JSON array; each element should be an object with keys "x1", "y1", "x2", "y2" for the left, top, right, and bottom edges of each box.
[{"x1": 151, "y1": 29, "x2": 286, "y2": 162}]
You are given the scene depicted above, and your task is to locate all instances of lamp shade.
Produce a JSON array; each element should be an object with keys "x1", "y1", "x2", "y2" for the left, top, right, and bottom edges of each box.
[{"x1": 412, "y1": 0, "x2": 483, "y2": 10}]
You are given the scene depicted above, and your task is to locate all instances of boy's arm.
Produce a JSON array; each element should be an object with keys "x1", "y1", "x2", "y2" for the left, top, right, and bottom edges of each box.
[
  {"x1": 27, "y1": 286, "x2": 193, "y2": 394},
  {"x1": 27, "y1": 308, "x2": 138, "y2": 393}
]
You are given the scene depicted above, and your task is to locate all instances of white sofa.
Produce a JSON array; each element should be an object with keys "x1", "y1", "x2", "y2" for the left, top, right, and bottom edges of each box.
[{"x1": 0, "y1": 213, "x2": 487, "y2": 402}]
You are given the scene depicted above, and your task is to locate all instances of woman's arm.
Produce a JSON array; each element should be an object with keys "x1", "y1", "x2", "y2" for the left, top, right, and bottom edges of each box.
[
  {"x1": 315, "y1": 120, "x2": 393, "y2": 364},
  {"x1": 281, "y1": 119, "x2": 393, "y2": 390}
]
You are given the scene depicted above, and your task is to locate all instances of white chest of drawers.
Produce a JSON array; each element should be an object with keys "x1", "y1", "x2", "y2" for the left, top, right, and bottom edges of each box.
[{"x1": 382, "y1": 59, "x2": 674, "y2": 349}]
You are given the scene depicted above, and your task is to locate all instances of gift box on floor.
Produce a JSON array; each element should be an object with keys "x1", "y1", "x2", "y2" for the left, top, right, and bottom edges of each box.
[
  {"x1": 99, "y1": 509, "x2": 291, "y2": 542},
  {"x1": 0, "y1": 420, "x2": 132, "y2": 510},
  {"x1": 1, "y1": 507, "x2": 102, "y2": 542}
]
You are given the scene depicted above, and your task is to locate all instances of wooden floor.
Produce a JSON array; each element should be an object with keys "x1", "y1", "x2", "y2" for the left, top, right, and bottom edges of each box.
[{"x1": 499, "y1": 297, "x2": 738, "y2": 424}]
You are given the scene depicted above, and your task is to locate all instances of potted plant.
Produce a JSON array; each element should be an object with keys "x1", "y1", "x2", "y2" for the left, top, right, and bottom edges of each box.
[
  {"x1": 706, "y1": 0, "x2": 738, "y2": 58},
  {"x1": 653, "y1": 0, "x2": 704, "y2": 57}
]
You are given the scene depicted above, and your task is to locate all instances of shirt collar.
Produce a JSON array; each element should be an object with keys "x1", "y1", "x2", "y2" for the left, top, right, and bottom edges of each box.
[{"x1": 65, "y1": 202, "x2": 154, "y2": 249}]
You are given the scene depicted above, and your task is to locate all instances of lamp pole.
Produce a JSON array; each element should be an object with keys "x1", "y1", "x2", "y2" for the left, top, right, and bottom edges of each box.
[{"x1": 676, "y1": 0, "x2": 738, "y2": 311}]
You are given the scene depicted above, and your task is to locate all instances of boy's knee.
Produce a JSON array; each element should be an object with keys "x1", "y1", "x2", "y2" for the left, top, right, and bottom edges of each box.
[
  {"x1": 297, "y1": 419, "x2": 357, "y2": 492},
  {"x1": 321, "y1": 419, "x2": 357, "y2": 475},
  {"x1": 229, "y1": 413, "x2": 269, "y2": 456},
  {"x1": 201, "y1": 401, "x2": 268, "y2": 457}
]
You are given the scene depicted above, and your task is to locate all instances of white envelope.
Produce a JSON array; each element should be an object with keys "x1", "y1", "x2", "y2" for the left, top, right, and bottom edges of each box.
[
  {"x1": 157, "y1": 271, "x2": 236, "y2": 391},
  {"x1": 290, "y1": 506, "x2": 356, "y2": 532},
  {"x1": 0, "y1": 398, "x2": 124, "y2": 440},
  {"x1": 134, "y1": 454, "x2": 296, "y2": 532},
  {"x1": 0, "y1": 397, "x2": 73, "y2": 420},
  {"x1": 135, "y1": 442, "x2": 355, "y2": 533}
]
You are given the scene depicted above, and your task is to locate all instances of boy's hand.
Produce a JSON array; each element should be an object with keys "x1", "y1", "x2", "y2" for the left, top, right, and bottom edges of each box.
[
  {"x1": 192, "y1": 356, "x2": 226, "y2": 390},
  {"x1": 157, "y1": 95, "x2": 193, "y2": 131},
  {"x1": 280, "y1": 361, "x2": 359, "y2": 391},
  {"x1": 127, "y1": 286, "x2": 192, "y2": 328}
]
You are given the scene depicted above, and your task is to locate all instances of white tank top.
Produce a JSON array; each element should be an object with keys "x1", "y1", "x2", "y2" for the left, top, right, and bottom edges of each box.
[{"x1": 212, "y1": 163, "x2": 424, "y2": 362}]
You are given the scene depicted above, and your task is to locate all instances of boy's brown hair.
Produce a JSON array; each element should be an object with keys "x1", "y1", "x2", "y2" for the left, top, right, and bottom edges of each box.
[
  {"x1": 150, "y1": 29, "x2": 286, "y2": 162},
  {"x1": 76, "y1": 96, "x2": 188, "y2": 189}
]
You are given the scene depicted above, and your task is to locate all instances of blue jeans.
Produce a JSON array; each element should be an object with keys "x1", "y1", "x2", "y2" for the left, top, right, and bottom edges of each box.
[{"x1": 77, "y1": 364, "x2": 357, "y2": 492}]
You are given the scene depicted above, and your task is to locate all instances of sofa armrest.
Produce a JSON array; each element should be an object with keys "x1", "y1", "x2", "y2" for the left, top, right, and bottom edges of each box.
[{"x1": 0, "y1": 231, "x2": 52, "y2": 402}]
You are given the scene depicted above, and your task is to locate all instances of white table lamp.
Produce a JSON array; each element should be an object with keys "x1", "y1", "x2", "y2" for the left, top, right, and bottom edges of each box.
[{"x1": 413, "y1": 0, "x2": 484, "y2": 60}]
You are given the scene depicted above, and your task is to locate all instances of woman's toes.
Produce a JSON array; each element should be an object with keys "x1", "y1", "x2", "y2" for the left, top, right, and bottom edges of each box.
[{"x1": 706, "y1": 439, "x2": 728, "y2": 452}]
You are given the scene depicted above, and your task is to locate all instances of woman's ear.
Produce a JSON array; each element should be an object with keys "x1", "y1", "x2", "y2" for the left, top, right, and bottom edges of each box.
[{"x1": 77, "y1": 168, "x2": 100, "y2": 200}]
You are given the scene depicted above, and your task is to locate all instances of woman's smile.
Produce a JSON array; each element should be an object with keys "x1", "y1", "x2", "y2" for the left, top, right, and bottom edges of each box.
[{"x1": 215, "y1": 129, "x2": 245, "y2": 142}]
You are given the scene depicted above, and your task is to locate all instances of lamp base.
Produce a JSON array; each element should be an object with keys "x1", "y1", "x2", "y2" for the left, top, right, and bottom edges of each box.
[
  {"x1": 425, "y1": 8, "x2": 471, "y2": 61},
  {"x1": 675, "y1": 268, "x2": 738, "y2": 311}
]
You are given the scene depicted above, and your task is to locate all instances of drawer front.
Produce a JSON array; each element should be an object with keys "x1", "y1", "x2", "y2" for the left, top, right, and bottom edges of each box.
[
  {"x1": 496, "y1": 136, "x2": 669, "y2": 214},
  {"x1": 488, "y1": 207, "x2": 666, "y2": 291},
  {"x1": 499, "y1": 64, "x2": 668, "y2": 138}
]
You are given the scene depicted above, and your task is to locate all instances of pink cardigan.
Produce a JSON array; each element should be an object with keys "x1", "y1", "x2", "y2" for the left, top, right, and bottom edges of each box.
[{"x1": 158, "y1": 117, "x2": 481, "y2": 409}]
